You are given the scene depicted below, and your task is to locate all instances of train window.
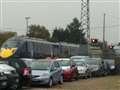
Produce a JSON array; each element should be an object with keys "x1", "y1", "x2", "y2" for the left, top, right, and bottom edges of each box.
[{"x1": 2, "y1": 40, "x2": 20, "y2": 48}]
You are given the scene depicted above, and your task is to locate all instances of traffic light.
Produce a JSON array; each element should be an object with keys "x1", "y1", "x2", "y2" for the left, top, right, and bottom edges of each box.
[
  {"x1": 91, "y1": 38, "x2": 98, "y2": 43},
  {"x1": 108, "y1": 45, "x2": 114, "y2": 49}
]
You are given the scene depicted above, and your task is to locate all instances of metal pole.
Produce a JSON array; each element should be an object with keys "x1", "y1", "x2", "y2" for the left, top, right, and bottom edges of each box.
[
  {"x1": 103, "y1": 13, "x2": 106, "y2": 48},
  {"x1": 80, "y1": 0, "x2": 90, "y2": 56},
  {"x1": 25, "y1": 17, "x2": 30, "y2": 34},
  {"x1": 87, "y1": 0, "x2": 90, "y2": 56}
]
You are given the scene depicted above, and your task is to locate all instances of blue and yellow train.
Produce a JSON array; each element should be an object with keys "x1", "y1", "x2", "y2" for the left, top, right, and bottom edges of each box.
[{"x1": 0, "y1": 36, "x2": 80, "y2": 59}]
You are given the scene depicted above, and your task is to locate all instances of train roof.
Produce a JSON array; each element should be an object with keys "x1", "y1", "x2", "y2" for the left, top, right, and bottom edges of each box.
[{"x1": 8, "y1": 36, "x2": 80, "y2": 47}]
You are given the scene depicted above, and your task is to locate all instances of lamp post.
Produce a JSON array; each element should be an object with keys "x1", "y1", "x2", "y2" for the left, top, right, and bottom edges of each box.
[{"x1": 25, "y1": 17, "x2": 30, "y2": 34}]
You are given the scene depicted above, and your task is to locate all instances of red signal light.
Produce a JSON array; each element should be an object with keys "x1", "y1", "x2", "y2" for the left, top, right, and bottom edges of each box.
[
  {"x1": 91, "y1": 38, "x2": 98, "y2": 43},
  {"x1": 108, "y1": 45, "x2": 114, "y2": 49}
]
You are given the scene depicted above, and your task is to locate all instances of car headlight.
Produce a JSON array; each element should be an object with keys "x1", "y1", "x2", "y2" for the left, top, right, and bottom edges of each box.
[
  {"x1": 4, "y1": 71, "x2": 12, "y2": 74},
  {"x1": 110, "y1": 66, "x2": 115, "y2": 69}
]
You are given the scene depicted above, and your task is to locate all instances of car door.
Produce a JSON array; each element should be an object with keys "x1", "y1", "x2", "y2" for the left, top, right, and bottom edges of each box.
[
  {"x1": 54, "y1": 61, "x2": 61, "y2": 82},
  {"x1": 70, "y1": 60, "x2": 77, "y2": 76},
  {"x1": 50, "y1": 63, "x2": 58, "y2": 83}
]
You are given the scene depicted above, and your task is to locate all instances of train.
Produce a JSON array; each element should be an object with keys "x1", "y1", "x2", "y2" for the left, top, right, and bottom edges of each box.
[{"x1": 0, "y1": 36, "x2": 82, "y2": 59}]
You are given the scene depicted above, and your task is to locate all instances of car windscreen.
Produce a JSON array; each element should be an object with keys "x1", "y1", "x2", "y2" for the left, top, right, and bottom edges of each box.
[
  {"x1": 31, "y1": 61, "x2": 50, "y2": 70},
  {"x1": 0, "y1": 60, "x2": 8, "y2": 64},
  {"x1": 71, "y1": 58, "x2": 86, "y2": 62},
  {"x1": 23, "y1": 60, "x2": 32, "y2": 67},
  {"x1": 59, "y1": 60, "x2": 70, "y2": 66},
  {"x1": 74, "y1": 60, "x2": 85, "y2": 66},
  {"x1": 104, "y1": 60, "x2": 115, "y2": 65},
  {"x1": 86, "y1": 60, "x2": 100, "y2": 65},
  {"x1": 0, "y1": 61, "x2": 5, "y2": 64}
]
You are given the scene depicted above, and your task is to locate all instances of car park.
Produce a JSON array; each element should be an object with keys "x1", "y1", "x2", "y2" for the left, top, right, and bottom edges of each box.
[
  {"x1": 0, "y1": 71, "x2": 7, "y2": 90},
  {"x1": 30, "y1": 59, "x2": 63, "y2": 87},
  {"x1": 56, "y1": 58, "x2": 78, "y2": 81},
  {"x1": 0, "y1": 61, "x2": 19, "y2": 90},
  {"x1": 1, "y1": 58, "x2": 31, "y2": 88}
]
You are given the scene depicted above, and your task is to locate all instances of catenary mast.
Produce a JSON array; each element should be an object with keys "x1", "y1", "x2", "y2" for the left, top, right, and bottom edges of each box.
[{"x1": 81, "y1": 0, "x2": 90, "y2": 55}]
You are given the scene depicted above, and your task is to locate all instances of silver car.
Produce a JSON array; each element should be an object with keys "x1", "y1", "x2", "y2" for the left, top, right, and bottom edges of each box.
[
  {"x1": 31, "y1": 59, "x2": 63, "y2": 87},
  {"x1": 86, "y1": 58, "x2": 108, "y2": 76}
]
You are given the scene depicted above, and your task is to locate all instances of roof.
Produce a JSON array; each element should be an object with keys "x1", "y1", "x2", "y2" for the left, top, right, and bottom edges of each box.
[
  {"x1": 56, "y1": 58, "x2": 70, "y2": 61},
  {"x1": 71, "y1": 56, "x2": 89, "y2": 59}
]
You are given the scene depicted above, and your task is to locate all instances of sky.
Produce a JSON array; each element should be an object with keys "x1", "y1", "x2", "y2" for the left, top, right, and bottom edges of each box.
[{"x1": 0, "y1": 0, "x2": 120, "y2": 44}]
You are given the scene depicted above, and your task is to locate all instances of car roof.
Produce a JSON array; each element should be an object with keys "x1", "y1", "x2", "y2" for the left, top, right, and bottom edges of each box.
[
  {"x1": 34, "y1": 59, "x2": 55, "y2": 62},
  {"x1": 56, "y1": 58, "x2": 70, "y2": 61},
  {"x1": 88, "y1": 58, "x2": 102, "y2": 60},
  {"x1": 71, "y1": 56, "x2": 89, "y2": 59},
  {"x1": 73, "y1": 59, "x2": 85, "y2": 61},
  {"x1": 20, "y1": 58, "x2": 35, "y2": 61}
]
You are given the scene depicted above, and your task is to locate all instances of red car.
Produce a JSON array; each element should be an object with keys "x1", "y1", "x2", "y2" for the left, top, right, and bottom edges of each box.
[{"x1": 56, "y1": 58, "x2": 78, "y2": 81}]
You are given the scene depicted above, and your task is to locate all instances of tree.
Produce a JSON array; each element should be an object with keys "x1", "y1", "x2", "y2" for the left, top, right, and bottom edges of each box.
[
  {"x1": 66, "y1": 17, "x2": 87, "y2": 44},
  {"x1": 51, "y1": 27, "x2": 69, "y2": 42},
  {"x1": 26, "y1": 24, "x2": 50, "y2": 40},
  {"x1": 51, "y1": 17, "x2": 87, "y2": 44},
  {"x1": 0, "y1": 31, "x2": 17, "y2": 47}
]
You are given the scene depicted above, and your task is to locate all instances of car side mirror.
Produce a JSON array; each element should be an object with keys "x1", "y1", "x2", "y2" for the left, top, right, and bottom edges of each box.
[{"x1": 50, "y1": 67, "x2": 57, "y2": 72}]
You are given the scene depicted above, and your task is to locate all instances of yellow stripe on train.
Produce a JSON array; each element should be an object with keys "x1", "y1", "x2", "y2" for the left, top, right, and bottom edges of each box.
[{"x1": 0, "y1": 48, "x2": 17, "y2": 58}]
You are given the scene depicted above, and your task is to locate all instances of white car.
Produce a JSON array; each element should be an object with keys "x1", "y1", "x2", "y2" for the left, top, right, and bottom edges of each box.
[
  {"x1": 0, "y1": 61, "x2": 20, "y2": 90},
  {"x1": 73, "y1": 60, "x2": 91, "y2": 78},
  {"x1": 0, "y1": 62, "x2": 16, "y2": 74}
]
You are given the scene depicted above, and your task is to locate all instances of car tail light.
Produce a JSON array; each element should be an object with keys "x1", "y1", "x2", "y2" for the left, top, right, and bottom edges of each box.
[
  {"x1": 15, "y1": 77, "x2": 19, "y2": 83},
  {"x1": 22, "y1": 68, "x2": 30, "y2": 76}
]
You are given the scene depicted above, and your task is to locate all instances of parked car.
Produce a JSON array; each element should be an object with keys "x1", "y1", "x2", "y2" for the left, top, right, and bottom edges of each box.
[
  {"x1": 30, "y1": 59, "x2": 63, "y2": 87},
  {"x1": 1, "y1": 58, "x2": 31, "y2": 88},
  {"x1": 0, "y1": 61, "x2": 19, "y2": 90},
  {"x1": 56, "y1": 58, "x2": 79, "y2": 81},
  {"x1": 104, "y1": 59, "x2": 116, "y2": 74},
  {"x1": 72, "y1": 59, "x2": 91, "y2": 78},
  {"x1": 86, "y1": 58, "x2": 108, "y2": 76},
  {"x1": 0, "y1": 71, "x2": 7, "y2": 90}
]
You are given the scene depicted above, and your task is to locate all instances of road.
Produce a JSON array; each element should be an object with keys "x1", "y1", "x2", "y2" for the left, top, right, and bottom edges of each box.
[{"x1": 24, "y1": 75, "x2": 120, "y2": 90}]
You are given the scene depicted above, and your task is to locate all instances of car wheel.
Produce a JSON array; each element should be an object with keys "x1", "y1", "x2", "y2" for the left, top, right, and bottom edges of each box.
[
  {"x1": 59, "y1": 75, "x2": 63, "y2": 84},
  {"x1": 48, "y1": 78, "x2": 53, "y2": 88},
  {"x1": 10, "y1": 83, "x2": 19, "y2": 90},
  {"x1": 74, "y1": 74, "x2": 79, "y2": 80},
  {"x1": 74, "y1": 70, "x2": 79, "y2": 80},
  {"x1": 88, "y1": 72, "x2": 92, "y2": 78},
  {"x1": 84, "y1": 71, "x2": 89, "y2": 79},
  {"x1": 103, "y1": 71, "x2": 108, "y2": 76}
]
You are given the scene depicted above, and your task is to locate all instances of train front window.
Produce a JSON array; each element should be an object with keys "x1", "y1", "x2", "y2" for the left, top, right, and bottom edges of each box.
[{"x1": 2, "y1": 40, "x2": 20, "y2": 48}]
